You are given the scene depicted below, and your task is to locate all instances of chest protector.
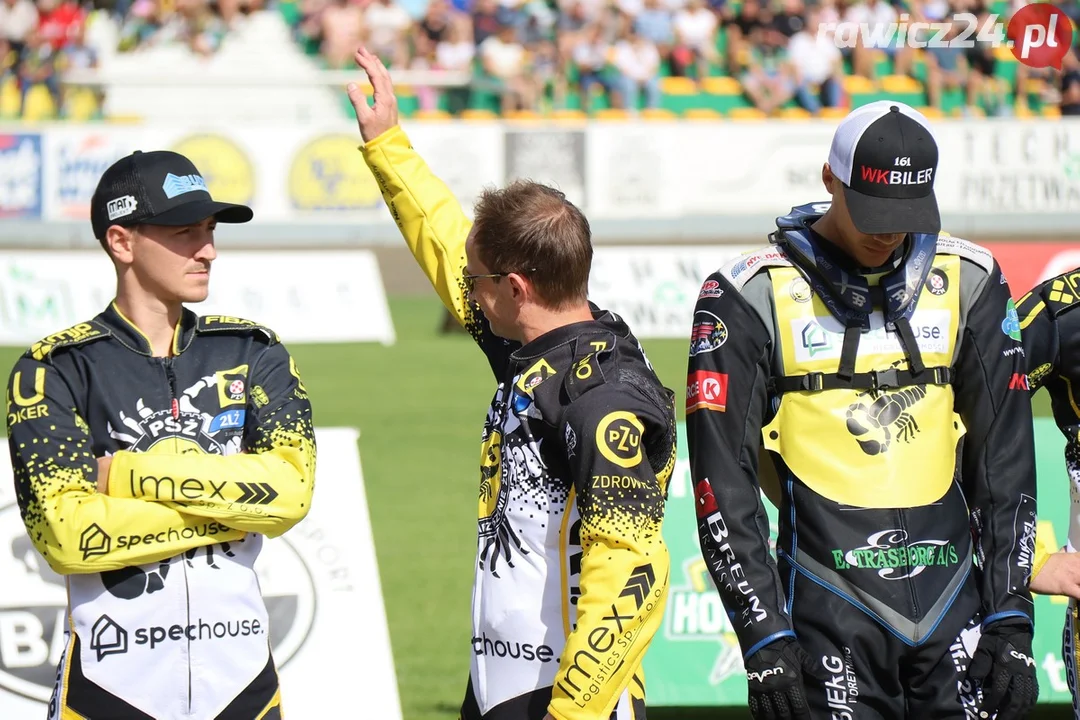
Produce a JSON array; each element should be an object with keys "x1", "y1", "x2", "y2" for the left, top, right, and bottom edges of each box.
[{"x1": 759, "y1": 204, "x2": 966, "y2": 509}]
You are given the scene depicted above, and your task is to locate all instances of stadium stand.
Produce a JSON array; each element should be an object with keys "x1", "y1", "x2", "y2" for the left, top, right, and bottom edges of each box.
[{"x1": 0, "y1": 0, "x2": 1076, "y2": 122}]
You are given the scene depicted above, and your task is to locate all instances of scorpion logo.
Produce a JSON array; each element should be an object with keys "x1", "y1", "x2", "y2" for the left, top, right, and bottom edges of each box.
[{"x1": 845, "y1": 382, "x2": 927, "y2": 456}]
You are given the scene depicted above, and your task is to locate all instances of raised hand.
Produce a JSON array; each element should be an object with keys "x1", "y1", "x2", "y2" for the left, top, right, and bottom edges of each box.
[{"x1": 346, "y1": 46, "x2": 400, "y2": 144}]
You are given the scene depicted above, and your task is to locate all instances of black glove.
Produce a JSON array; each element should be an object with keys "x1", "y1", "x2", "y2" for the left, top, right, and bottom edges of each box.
[
  {"x1": 744, "y1": 637, "x2": 825, "y2": 720},
  {"x1": 966, "y1": 619, "x2": 1039, "y2": 720}
]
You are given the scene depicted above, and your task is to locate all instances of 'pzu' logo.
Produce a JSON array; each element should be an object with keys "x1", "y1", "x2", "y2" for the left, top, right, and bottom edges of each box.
[
  {"x1": 596, "y1": 411, "x2": 644, "y2": 469},
  {"x1": 90, "y1": 615, "x2": 128, "y2": 661},
  {"x1": 79, "y1": 525, "x2": 111, "y2": 561}
]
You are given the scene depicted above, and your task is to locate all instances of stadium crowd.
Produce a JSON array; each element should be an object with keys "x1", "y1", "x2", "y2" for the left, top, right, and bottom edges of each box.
[{"x1": 1, "y1": 0, "x2": 1077, "y2": 119}]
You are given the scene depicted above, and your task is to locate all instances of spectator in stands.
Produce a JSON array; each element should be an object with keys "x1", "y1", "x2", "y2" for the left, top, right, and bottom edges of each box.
[
  {"x1": 611, "y1": 27, "x2": 661, "y2": 110},
  {"x1": 633, "y1": 0, "x2": 673, "y2": 69},
  {"x1": 555, "y1": 0, "x2": 590, "y2": 75},
  {"x1": 726, "y1": 0, "x2": 765, "y2": 77},
  {"x1": 614, "y1": 0, "x2": 641, "y2": 22},
  {"x1": 219, "y1": 0, "x2": 262, "y2": 29},
  {"x1": 293, "y1": 0, "x2": 330, "y2": 56},
  {"x1": 417, "y1": 0, "x2": 457, "y2": 54},
  {"x1": 117, "y1": 0, "x2": 164, "y2": 52},
  {"x1": 530, "y1": 31, "x2": 563, "y2": 110},
  {"x1": 435, "y1": 14, "x2": 475, "y2": 113},
  {"x1": 963, "y1": 8, "x2": 1000, "y2": 97},
  {"x1": 0, "y1": 37, "x2": 13, "y2": 76},
  {"x1": 37, "y1": 0, "x2": 86, "y2": 53},
  {"x1": 472, "y1": 0, "x2": 505, "y2": 46},
  {"x1": 842, "y1": 0, "x2": 899, "y2": 79},
  {"x1": 19, "y1": 30, "x2": 60, "y2": 117},
  {"x1": 365, "y1": 0, "x2": 413, "y2": 68},
  {"x1": 0, "y1": 38, "x2": 17, "y2": 118},
  {"x1": 55, "y1": 16, "x2": 101, "y2": 114},
  {"x1": 786, "y1": 6, "x2": 843, "y2": 114},
  {"x1": 671, "y1": 0, "x2": 718, "y2": 79},
  {"x1": 319, "y1": 0, "x2": 365, "y2": 68},
  {"x1": 570, "y1": 20, "x2": 612, "y2": 112},
  {"x1": 1062, "y1": 49, "x2": 1080, "y2": 116},
  {"x1": 0, "y1": 0, "x2": 38, "y2": 59},
  {"x1": 409, "y1": 29, "x2": 440, "y2": 110},
  {"x1": 923, "y1": 19, "x2": 969, "y2": 112},
  {"x1": 176, "y1": 0, "x2": 229, "y2": 57},
  {"x1": 816, "y1": 0, "x2": 840, "y2": 25},
  {"x1": 739, "y1": 24, "x2": 795, "y2": 115},
  {"x1": 480, "y1": 22, "x2": 536, "y2": 113},
  {"x1": 520, "y1": 6, "x2": 555, "y2": 48},
  {"x1": 961, "y1": 4, "x2": 1013, "y2": 115},
  {"x1": 771, "y1": 0, "x2": 806, "y2": 39}
]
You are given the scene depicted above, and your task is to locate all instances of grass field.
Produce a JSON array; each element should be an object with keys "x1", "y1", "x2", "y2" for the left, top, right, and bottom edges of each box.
[{"x1": 0, "y1": 294, "x2": 1063, "y2": 720}]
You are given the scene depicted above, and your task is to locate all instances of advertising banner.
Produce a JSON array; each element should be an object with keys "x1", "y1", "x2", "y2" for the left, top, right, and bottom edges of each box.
[
  {"x1": 33, "y1": 123, "x2": 500, "y2": 226},
  {"x1": 983, "y1": 241, "x2": 1080, "y2": 301},
  {"x1": 0, "y1": 427, "x2": 403, "y2": 720},
  {"x1": 583, "y1": 124, "x2": 682, "y2": 219},
  {"x1": 41, "y1": 128, "x2": 130, "y2": 221},
  {"x1": 589, "y1": 246, "x2": 759, "y2": 338},
  {"x1": 642, "y1": 419, "x2": 1074, "y2": 706},
  {"x1": 504, "y1": 129, "x2": 587, "y2": 209},
  {"x1": 672, "y1": 123, "x2": 836, "y2": 215},
  {"x1": 6, "y1": 119, "x2": 1080, "y2": 232},
  {"x1": 0, "y1": 134, "x2": 43, "y2": 220},
  {"x1": 587, "y1": 240, "x2": 1080, "y2": 341},
  {"x1": 409, "y1": 122, "x2": 504, "y2": 216},
  {"x1": 0, "y1": 250, "x2": 395, "y2": 347},
  {"x1": 935, "y1": 121, "x2": 1080, "y2": 215}
]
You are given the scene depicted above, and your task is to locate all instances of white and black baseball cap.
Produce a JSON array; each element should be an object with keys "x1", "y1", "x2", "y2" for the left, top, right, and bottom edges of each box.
[
  {"x1": 90, "y1": 150, "x2": 253, "y2": 240},
  {"x1": 827, "y1": 101, "x2": 940, "y2": 235}
]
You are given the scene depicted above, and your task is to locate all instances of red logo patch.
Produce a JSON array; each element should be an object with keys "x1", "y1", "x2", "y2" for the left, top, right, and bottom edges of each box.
[
  {"x1": 694, "y1": 480, "x2": 719, "y2": 519},
  {"x1": 687, "y1": 371, "x2": 728, "y2": 413}
]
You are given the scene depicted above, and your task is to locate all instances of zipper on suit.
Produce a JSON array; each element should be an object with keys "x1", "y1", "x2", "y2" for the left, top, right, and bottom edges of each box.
[
  {"x1": 184, "y1": 558, "x2": 193, "y2": 713},
  {"x1": 897, "y1": 509, "x2": 919, "y2": 620},
  {"x1": 165, "y1": 359, "x2": 179, "y2": 419},
  {"x1": 163, "y1": 357, "x2": 190, "y2": 710}
]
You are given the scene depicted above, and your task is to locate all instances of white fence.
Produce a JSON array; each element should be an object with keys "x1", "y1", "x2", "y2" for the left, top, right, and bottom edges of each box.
[{"x1": 3, "y1": 118, "x2": 1080, "y2": 246}]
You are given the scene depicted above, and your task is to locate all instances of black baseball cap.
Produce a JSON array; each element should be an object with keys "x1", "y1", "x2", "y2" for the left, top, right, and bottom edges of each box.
[
  {"x1": 90, "y1": 150, "x2": 253, "y2": 240},
  {"x1": 827, "y1": 101, "x2": 940, "y2": 235}
]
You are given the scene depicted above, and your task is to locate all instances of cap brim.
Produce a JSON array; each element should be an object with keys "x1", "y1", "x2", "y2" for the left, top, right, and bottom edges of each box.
[
  {"x1": 842, "y1": 184, "x2": 940, "y2": 235},
  {"x1": 144, "y1": 200, "x2": 253, "y2": 227}
]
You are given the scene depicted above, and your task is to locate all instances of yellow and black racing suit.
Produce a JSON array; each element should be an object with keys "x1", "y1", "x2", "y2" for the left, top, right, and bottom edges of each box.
[
  {"x1": 6, "y1": 305, "x2": 316, "y2": 720},
  {"x1": 358, "y1": 125, "x2": 677, "y2": 720},
  {"x1": 1017, "y1": 268, "x2": 1080, "y2": 717},
  {"x1": 687, "y1": 203, "x2": 1037, "y2": 717}
]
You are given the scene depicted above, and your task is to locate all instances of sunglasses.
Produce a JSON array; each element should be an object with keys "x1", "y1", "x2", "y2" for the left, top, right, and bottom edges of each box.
[{"x1": 463, "y1": 268, "x2": 537, "y2": 292}]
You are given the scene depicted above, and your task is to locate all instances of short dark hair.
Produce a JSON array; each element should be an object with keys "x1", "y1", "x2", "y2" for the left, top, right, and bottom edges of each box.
[{"x1": 471, "y1": 180, "x2": 592, "y2": 310}]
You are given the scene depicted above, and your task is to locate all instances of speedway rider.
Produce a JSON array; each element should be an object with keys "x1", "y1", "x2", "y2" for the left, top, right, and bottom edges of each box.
[
  {"x1": 347, "y1": 47, "x2": 677, "y2": 720},
  {"x1": 7, "y1": 150, "x2": 316, "y2": 720},
  {"x1": 1017, "y1": 268, "x2": 1080, "y2": 717},
  {"x1": 687, "y1": 101, "x2": 1040, "y2": 719}
]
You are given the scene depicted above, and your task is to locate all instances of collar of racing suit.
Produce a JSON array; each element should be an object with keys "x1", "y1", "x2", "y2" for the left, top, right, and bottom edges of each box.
[
  {"x1": 508, "y1": 302, "x2": 629, "y2": 362},
  {"x1": 98, "y1": 301, "x2": 200, "y2": 357},
  {"x1": 806, "y1": 226, "x2": 906, "y2": 275},
  {"x1": 772, "y1": 206, "x2": 939, "y2": 328}
]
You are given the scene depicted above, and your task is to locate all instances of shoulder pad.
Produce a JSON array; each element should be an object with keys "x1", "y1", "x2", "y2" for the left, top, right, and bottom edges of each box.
[
  {"x1": 27, "y1": 321, "x2": 111, "y2": 362},
  {"x1": 563, "y1": 332, "x2": 618, "y2": 402},
  {"x1": 719, "y1": 245, "x2": 793, "y2": 292},
  {"x1": 1039, "y1": 269, "x2": 1080, "y2": 316},
  {"x1": 935, "y1": 233, "x2": 995, "y2": 276},
  {"x1": 197, "y1": 315, "x2": 279, "y2": 343}
]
